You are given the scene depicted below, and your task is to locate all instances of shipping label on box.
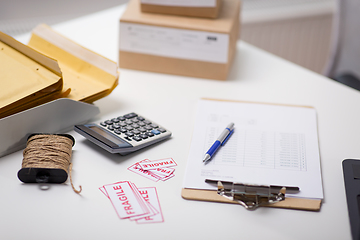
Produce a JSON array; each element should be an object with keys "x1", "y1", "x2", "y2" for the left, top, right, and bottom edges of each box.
[{"x1": 120, "y1": 23, "x2": 229, "y2": 64}]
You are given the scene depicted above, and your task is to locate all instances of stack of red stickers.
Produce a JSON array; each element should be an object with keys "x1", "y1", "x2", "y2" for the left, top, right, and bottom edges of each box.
[
  {"x1": 99, "y1": 181, "x2": 164, "y2": 224},
  {"x1": 128, "y1": 158, "x2": 177, "y2": 182}
]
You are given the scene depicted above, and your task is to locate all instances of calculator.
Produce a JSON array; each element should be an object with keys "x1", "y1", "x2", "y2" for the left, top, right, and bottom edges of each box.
[{"x1": 74, "y1": 112, "x2": 171, "y2": 155}]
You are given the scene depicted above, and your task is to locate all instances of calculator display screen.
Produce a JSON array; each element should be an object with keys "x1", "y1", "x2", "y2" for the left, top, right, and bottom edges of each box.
[{"x1": 89, "y1": 126, "x2": 127, "y2": 145}]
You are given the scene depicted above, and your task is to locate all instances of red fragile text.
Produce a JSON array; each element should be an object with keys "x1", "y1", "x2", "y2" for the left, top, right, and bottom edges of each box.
[{"x1": 113, "y1": 185, "x2": 134, "y2": 215}]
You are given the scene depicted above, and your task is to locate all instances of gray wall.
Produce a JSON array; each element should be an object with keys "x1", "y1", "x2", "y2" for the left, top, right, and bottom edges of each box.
[{"x1": 0, "y1": 0, "x2": 129, "y2": 36}]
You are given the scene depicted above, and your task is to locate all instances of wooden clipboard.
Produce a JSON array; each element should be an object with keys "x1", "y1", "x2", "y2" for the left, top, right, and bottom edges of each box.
[
  {"x1": 181, "y1": 98, "x2": 323, "y2": 211},
  {"x1": 181, "y1": 188, "x2": 322, "y2": 211}
]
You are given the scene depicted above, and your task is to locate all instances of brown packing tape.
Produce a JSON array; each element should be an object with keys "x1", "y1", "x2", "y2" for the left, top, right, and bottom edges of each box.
[
  {"x1": 122, "y1": 0, "x2": 238, "y2": 33},
  {"x1": 141, "y1": 0, "x2": 222, "y2": 19}
]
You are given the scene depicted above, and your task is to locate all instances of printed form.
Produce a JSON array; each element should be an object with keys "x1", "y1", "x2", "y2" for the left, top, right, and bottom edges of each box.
[{"x1": 183, "y1": 99, "x2": 323, "y2": 200}]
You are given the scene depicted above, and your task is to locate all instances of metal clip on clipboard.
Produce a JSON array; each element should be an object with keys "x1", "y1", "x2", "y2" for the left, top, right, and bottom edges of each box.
[{"x1": 205, "y1": 179, "x2": 300, "y2": 210}]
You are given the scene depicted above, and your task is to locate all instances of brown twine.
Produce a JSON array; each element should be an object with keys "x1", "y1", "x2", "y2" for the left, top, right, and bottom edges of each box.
[{"x1": 22, "y1": 134, "x2": 82, "y2": 194}]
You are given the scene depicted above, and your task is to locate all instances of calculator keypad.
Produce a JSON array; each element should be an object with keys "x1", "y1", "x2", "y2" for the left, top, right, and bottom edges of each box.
[{"x1": 100, "y1": 113, "x2": 167, "y2": 143}]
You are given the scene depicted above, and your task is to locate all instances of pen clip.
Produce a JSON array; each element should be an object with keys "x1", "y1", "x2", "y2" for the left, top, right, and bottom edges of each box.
[{"x1": 221, "y1": 129, "x2": 234, "y2": 146}]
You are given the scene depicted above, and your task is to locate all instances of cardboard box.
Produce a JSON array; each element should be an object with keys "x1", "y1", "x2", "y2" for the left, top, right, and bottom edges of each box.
[
  {"x1": 119, "y1": 0, "x2": 240, "y2": 80},
  {"x1": 140, "y1": 0, "x2": 222, "y2": 19}
]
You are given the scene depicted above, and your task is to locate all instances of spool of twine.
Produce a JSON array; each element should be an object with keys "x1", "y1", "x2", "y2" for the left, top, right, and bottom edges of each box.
[{"x1": 22, "y1": 134, "x2": 82, "y2": 194}]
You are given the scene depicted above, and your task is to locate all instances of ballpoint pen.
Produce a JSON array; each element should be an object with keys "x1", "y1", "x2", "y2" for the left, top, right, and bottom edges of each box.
[{"x1": 203, "y1": 122, "x2": 234, "y2": 163}]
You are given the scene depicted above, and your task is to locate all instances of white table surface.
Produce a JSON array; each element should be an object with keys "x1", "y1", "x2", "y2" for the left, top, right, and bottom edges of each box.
[{"x1": 1, "y1": 3, "x2": 359, "y2": 240}]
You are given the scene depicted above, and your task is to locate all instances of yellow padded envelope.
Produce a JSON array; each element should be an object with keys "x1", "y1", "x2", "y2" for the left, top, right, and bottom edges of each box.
[
  {"x1": 0, "y1": 24, "x2": 118, "y2": 119},
  {"x1": 28, "y1": 24, "x2": 119, "y2": 104},
  {"x1": 0, "y1": 32, "x2": 65, "y2": 119}
]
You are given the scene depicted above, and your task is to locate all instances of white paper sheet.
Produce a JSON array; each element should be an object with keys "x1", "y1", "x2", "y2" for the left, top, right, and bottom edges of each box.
[{"x1": 183, "y1": 99, "x2": 323, "y2": 200}]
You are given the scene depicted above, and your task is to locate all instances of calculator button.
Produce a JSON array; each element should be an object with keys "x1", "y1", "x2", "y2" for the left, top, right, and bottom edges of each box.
[
  {"x1": 138, "y1": 122, "x2": 146, "y2": 127},
  {"x1": 158, "y1": 128, "x2": 166, "y2": 133},
  {"x1": 124, "y1": 113, "x2": 138, "y2": 119},
  {"x1": 125, "y1": 132, "x2": 134, "y2": 137},
  {"x1": 146, "y1": 132, "x2": 155, "y2": 137},
  {"x1": 138, "y1": 127, "x2": 147, "y2": 132},
  {"x1": 125, "y1": 120, "x2": 133, "y2": 125},
  {"x1": 119, "y1": 122, "x2": 127, "y2": 127},
  {"x1": 125, "y1": 126, "x2": 133, "y2": 131},
  {"x1": 133, "y1": 136, "x2": 142, "y2": 141},
  {"x1": 132, "y1": 129, "x2": 141, "y2": 135},
  {"x1": 119, "y1": 128, "x2": 128, "y2": 133},
  {"x1": 151, "y1": 129, "x2": 161, "y2": 135},
  {"x1": 139, "y1": 134, "x2": 148, "y2": 139},
  {"x1": 145, "y1": 126, "x2": 152, "y2": 131},
  {"x1": 111, "y1": 118, "x2": 119, "y2": 123},
  {"x1": 97, "y1": 113, "x2": 170, "y2": 150}
]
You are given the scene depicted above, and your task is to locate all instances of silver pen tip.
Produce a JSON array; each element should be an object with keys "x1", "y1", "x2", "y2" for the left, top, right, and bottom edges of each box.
[{"x1": 203, "y1": 154, "x2": 211, "y2": 163}]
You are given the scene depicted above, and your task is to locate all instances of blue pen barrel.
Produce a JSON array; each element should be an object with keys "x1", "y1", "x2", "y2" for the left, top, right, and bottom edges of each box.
[
  {"x1": 203, "y1": 123, "x2": 234, "y2": 163},
  {"x1": 206, "y1": 140, "x2": 221, "y2": 155}
]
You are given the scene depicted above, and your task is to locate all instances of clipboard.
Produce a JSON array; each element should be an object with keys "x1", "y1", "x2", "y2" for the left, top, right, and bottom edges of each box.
[
  {"x1": 181, "y1": 98, "x2": 323, "y2": 211},
  {"x1": 181, "y1": 186, "x2": 322, "y2": 211}
]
